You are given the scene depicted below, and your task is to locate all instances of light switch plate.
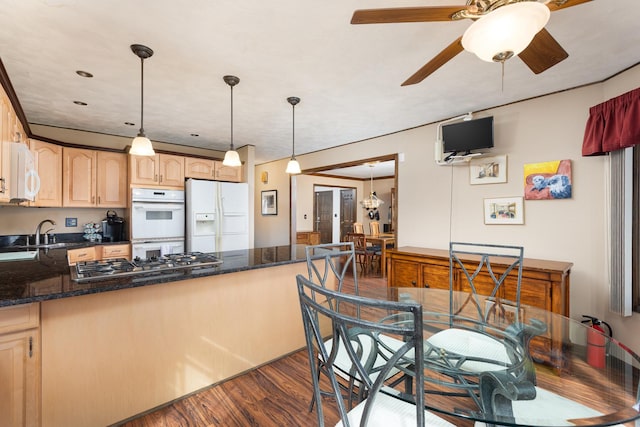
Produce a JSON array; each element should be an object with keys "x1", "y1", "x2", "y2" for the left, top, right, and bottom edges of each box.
[{"x1": 65, "y1": 217, "x2": 77, "y2": 227}]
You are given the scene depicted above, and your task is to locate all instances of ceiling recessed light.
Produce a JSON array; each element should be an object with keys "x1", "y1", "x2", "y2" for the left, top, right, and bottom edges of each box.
[
  {"x1": 76, "y1": 70, "x2": 93, "y2": 78},
  {"x1": 124, "y1": 122, "x2": 135, "y2": 126},
  {"x1": 190, "y1": 133, "x2": 199, "y2": 137},
  {"x1": 73, "y1": 100, "x2": 87, "y2": 106}
]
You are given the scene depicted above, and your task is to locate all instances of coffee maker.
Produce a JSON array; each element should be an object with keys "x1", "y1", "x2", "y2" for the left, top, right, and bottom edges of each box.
[{"x1": 102, "y1": 210, "x2": 125, "y2": 242}]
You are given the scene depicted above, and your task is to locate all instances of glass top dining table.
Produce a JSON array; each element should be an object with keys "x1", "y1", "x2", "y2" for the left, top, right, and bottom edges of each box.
[{"x1": 367, "y1": 287, "x2": 640, "y2": 427}]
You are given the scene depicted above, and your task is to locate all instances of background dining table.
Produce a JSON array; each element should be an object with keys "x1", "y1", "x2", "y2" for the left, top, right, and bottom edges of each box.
[
  {"x1": 366, "y1": 233, "x2": 395, "y2": 277},
  {"x1": 364, "y1": 287, "x2": 640, "y2": 427}
]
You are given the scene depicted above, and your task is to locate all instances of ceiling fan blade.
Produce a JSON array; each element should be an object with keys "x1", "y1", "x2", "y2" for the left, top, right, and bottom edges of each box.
[
  {"x1": 518, "y1": 28, "x2": 569, "y2": 74},
  {"x1": 546, "y1": 0, "x2": 592, "y2": 12},
  {"x1": 401, "y1": 37, "x2": 463, "y2": 86},
  {"x1": 351, "y1": 6, "x2": 464, "y2": 24}
]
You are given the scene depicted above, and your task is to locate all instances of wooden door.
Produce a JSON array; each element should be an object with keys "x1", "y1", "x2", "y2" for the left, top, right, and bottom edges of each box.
[
  {"x1": 129, "y1": 154, "x2": 159, "y2": 185},
  {"x1": 159, "y1": 154, "x2": 184, "y2": 188},
  {"x1": 314, "y1": 190, "x2": 333, "y2": 243},
  {"x1": 185, "y1": 157, "x2": 215, "y2": 180},
  {"x1": 0, "y1": 330, "x2": 40, "y2": 427},
  {"x1": 96, "y1": 151, "x2": 127, "y2": 207},
  {"x1": 63, "y1": 147, "x2": 96, "y2": 207},
  {"x1": 30, "y1": 140, "x2": 62, "y2": 207},
  {"x1": 339, "y1": 189, "x2": 356, "y2": 241}
]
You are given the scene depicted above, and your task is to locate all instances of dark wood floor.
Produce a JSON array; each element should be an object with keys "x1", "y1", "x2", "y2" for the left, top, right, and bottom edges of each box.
[{"x1": 114, "y1": 271, "x2": 387, "y2": 427}]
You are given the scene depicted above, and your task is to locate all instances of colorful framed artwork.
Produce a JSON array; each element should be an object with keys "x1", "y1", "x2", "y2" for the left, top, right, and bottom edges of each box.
[
  {"x1": 483, "y1": 197, "x2": 524, "y2": 225},
  {"x1": 470, "y1": 155, "x2": 507, "y2": 185},
  {"x1": 261, "y1": 190, "x2": 278, "y2": 215},
  {"x1": 524, "y1": 159, "x2": 572, "y2": 200}
]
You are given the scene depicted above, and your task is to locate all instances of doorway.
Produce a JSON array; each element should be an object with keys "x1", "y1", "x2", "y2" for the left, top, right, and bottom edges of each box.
[{"x1": 313, "y1": 187, "x2": 357, "y2": 243}]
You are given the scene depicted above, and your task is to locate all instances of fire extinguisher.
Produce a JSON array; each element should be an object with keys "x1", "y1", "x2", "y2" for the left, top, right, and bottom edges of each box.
[{"x1": 581, "y1": 315, "x2": 613, "y2": 369}]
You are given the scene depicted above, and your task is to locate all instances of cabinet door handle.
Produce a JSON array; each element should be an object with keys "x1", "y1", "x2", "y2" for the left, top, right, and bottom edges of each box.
[
  {"x1": 98, "y1": 196, "x2": 101, "y2": 204},
  {"x1": 423, "y1": 283, "x2": 430, "y2": 288},
  {"x1": 160, "y1": 174, "x2": 163, "y2": 182},
  {"x1": 411, "y1": 280, "x2": 416, "y2": 286},
  {"x1": 92, "y1": 196, "x2": 95, "y2": 204},
  {"x1": 29, "y1": 336, "x2": 33, "y2": 358},
  {"x1": 155, "y1": 174, "x2": 158, "y2": 181}
]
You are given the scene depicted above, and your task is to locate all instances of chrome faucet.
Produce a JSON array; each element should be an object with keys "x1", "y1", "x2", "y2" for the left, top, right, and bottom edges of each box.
[{"x1": 35, "y1": 219, "x2": 56, "y2": 245}]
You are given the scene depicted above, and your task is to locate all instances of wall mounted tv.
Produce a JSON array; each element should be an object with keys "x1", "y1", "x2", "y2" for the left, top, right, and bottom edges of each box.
[{"x1": 442, "y1": 116, "x2": 494, "y2": 154}]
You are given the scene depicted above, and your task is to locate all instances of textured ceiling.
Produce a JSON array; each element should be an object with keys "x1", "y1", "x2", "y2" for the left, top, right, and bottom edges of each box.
[{"x1": 0, "y1": 0, "x2": 638, "y2": 179}]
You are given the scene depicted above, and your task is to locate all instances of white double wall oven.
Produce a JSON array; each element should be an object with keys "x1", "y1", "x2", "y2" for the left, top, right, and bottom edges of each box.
[{"x1": 130, "y1": 188, "x2": 185, "y2": 260}]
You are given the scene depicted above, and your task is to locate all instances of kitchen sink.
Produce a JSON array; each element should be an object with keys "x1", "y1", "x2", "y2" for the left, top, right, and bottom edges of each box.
[
  {"x1": 0, "y1": 251, "x2": 39, "y2": 261},
  {"x1": 11, "y1": 242, "x2": 85, "y2": 250}
]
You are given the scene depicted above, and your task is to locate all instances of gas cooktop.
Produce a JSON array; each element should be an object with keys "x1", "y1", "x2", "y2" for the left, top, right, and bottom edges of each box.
[{"x1": 71, "y1": 252, "x2": 223, "y2": 283}]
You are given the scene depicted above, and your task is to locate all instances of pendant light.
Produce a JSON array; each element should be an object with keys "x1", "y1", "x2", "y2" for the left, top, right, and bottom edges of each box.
[
  {"x1": 360, "y1": 162, "x2": 383, "y2": 210},
  {"x1": 222, "y1": 75, "x2": 242, "y2": 167},
  {"x1": 285, "y1": 96, "x2": 301, "y2": 174},
  {"x1": 129, "y1": 44, "x2": 155, "y2": 156}
]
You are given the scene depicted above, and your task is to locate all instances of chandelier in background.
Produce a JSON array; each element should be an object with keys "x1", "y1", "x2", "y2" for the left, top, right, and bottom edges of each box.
[{"x1": 360, "y1": 162, "x2": 384, "y2": 210}]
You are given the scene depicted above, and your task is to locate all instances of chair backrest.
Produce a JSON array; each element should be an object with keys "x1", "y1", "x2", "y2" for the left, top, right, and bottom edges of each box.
[
  {"x1": 353, "y1": 222, "x2": 364, "y2": 234},
  {"x1": 369, "y1": 221, "x2": 380, "y2": 236},
  {"x1": 449, "y1": 242, "x2": 525, "y2": 323},
  {"x1": 346, "y1": 233, "x2": 367, "y2": 253},
  {"x1": 305, "y1": 242, "x2": 358, "y2": 294},
  {"x1": 296, "y1": 274, "x2": 425, "y2": 427}
]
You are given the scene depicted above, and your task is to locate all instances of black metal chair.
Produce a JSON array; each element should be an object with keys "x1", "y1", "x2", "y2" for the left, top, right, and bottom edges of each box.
[
  {"x1": 418, "y1": 242, "x2": 545, "y2": 414},
  {"x1": 304, "y1": 242, "x2": 404, "y2": 409},
  {"x1": 296, "y1": 274, "x2": 455, "y2": 427}
]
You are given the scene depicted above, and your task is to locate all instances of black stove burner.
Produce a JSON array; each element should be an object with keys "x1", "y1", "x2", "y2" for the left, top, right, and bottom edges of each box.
[{"x1": 72, "y1": 252, "x2": 222, "y2": 283}]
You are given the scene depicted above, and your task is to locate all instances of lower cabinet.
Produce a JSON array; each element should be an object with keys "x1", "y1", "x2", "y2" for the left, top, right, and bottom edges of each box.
[
  {"x1": 388, "y1": 246, "x2": 573, "y2": 365},
  {"x1": 0, "y1": 303, "x2": 40, "y2": 427},
  {"x1": 296, "y1": 231, "x2": 321, "y2": 245}
]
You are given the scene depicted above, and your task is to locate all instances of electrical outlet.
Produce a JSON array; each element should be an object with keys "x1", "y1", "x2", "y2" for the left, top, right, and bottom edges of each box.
[{"x1": 65, "y1": 217, "x2": 78, "y2": 227}]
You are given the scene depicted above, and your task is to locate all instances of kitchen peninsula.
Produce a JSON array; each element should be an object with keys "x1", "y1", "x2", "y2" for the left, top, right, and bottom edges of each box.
[{"x1": 0, "y1": 245, "x2": 309, "y2": 427}]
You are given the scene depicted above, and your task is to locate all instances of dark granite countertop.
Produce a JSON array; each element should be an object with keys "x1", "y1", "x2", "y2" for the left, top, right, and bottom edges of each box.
[{"x1": 0, "y1": 245, "x2": 307, "y2": 307}]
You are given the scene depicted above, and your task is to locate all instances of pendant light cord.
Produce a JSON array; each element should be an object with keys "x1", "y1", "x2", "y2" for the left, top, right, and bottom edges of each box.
[
  {"x1": 139, "y1": 57, "x2": 145, "y2": 137},
  {"x1": 291, "y1": 102, "x2": 295, "y2": 158},
  {"x1": 230, "y1": 84, "x2": 234, "y2": 150}
]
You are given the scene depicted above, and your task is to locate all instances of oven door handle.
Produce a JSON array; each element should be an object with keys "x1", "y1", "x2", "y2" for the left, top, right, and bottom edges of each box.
[{"x1": 133, "y1": 203, "x2": 184, "y2": 211}]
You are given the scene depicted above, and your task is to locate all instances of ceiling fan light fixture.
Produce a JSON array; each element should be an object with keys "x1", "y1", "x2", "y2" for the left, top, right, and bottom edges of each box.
[
  {"x1": 129, "y1": 44, "x2": 155, "y2": 156},
  {"x1": 462, "y1": 2, "x2": 550, "y2": 63},
  {"x1": 222, "y1": 75, "x2": 242, "y2": 167}
]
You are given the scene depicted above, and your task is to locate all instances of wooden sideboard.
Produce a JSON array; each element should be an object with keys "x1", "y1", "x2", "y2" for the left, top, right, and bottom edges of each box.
[
  {"x1": 296, "y1": 231, "x2": 321, "y2": 246},
  {"x1": 387, "y1": 246, "x2": 573, "y2": 365}
]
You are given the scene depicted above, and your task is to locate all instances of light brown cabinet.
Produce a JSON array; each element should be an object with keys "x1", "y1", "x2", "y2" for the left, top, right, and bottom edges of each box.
[
  {"x1": 129, "y1": 153, "x2": 185, "y2": 188},
  {"x1": 63, "y1": 147, "x2": 127, "y2": 207},
  {"x1": 388, "y1": 246, "x2": 573, "y2": 364},
  {"x1": 100, "y1": 244, "x2": 131, "y2": 261},
  {"x1": 296, "y1": 231, "x2": 321, "y2": 245},
  {"x1": 29, "y1": 139, "x2": 63, "y2": 207},
  {"x1": 184, "y1": 157, "x2": 242, "y2": 182},
  {"x1": 0, "y1": 303, "x2": 40, "y2": 427},
  {"x1": 0, "y1": 91, "x2": 28, "y2": 204}
]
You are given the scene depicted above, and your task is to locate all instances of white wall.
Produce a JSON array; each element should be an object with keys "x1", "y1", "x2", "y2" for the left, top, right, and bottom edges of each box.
[{"x1": 254, "y1": 64, "x2": 640, "y2": 353}]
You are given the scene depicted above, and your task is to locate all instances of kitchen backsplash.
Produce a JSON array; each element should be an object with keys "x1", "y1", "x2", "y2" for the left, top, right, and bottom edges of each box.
[{"x1": 0, "y1": 206, "x2": 127, "y2": 236}]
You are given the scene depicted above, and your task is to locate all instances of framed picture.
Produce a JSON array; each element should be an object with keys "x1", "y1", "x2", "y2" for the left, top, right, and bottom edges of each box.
[
  {"x1": 261, "y1": 190, "x2": 278, "y2": 215},
  {"x1": 470, "y1": 155, "x2": 507, "y2": 185},
  {"x1": 524, "y1": 159, "x2": 572, "y2": 200},
  {"x1": 483, "y1": 197, "x2": 524, "y2": 225}
]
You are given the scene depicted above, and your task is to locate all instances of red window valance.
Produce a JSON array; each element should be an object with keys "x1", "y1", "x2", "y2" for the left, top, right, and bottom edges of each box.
[{"x1": 582, "y1": 87, "x2": 640, "y2": 156}]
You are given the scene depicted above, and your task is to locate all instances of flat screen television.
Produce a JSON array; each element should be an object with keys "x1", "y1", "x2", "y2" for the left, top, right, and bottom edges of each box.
[{"x1": 442, "y1": 116, "x2": 494, "y2": 154}]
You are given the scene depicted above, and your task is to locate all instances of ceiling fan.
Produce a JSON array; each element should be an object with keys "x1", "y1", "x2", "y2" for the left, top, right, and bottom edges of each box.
[{"x1": 351, "y1": 0, "x2": 592, "y2": 86}]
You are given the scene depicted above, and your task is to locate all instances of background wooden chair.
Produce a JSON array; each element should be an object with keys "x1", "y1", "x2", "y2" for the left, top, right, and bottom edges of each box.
[
  {"x1": 369, "y1": 221, "x2": 380, "y2": 236},
  {"x1": 352, "y1": 222, "x2": 364, "y2": 233},
  {"x1": 346, "y1": 233, "x2": 380, "y2": 276}
]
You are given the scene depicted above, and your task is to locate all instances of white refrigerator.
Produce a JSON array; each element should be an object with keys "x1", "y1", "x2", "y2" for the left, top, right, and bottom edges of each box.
[{"x1": 185, "y1": 178, "x2": 249, "y2": 253}]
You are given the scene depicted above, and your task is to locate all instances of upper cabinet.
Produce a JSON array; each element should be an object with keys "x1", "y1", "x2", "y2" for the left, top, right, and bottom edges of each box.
[
  {"x1": 29, "y1": 139, "x2": 62, "y2": 207},
  {"x1": 0, "y1": 90, "x2": 28, "y2": 204},
  {"x1": 130, "y1": 153, "x2": 184, "y2": 188},
  {"x1": 184, "y1": 157, "x2": 242, "y2": 183},
  {"x1": 63, "y1": 147, "x2": 127, "y2": 207}
]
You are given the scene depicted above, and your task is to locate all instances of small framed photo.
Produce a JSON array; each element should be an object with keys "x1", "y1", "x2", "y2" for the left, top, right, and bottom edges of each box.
[
  {"x1": 483, "y1": 196, "x2": 524, "y2": 225},
  {"x1": 261, "y1": 190, "x2": 278, "y2": 216},
  {"x1": 470, "y1": 155, "x2": 507, "y2": 185}
]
